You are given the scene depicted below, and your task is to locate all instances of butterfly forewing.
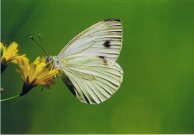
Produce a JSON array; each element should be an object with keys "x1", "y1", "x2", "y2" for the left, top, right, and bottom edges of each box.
[
  {"x1": 60, "y1": 55, "x2": 123, "y2": 104},
  {"x1": 58, "y1": 19, "x2": 122, "y2": 63}
]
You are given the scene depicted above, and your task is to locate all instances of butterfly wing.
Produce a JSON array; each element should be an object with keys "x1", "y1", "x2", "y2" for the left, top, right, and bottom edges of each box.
[
  {"x1": 58, "y1": 19, "x2": 122, "y2": 62},
  {"x1": 56, "y1": 19, "x2": 123, "y2": 104},
  {"x1": 60, "y1": 55, "x2": 123, "y2": 104}
]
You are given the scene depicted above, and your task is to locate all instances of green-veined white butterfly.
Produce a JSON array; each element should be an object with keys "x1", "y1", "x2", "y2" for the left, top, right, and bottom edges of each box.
[{"x1": 48, "y1": 19, "x2": 123, "y2": 104}]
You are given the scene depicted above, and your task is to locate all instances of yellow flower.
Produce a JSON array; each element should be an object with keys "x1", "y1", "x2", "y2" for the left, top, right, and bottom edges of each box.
[
  {"x1": 1, "y1": 42, "x2": 19, "y2": 72},
  {"x1": 14, "y1": 56, "x2": 59, "y2": 96},
  {"x1": 1, "y1": 42, "x2": 19, "y2": 63}
]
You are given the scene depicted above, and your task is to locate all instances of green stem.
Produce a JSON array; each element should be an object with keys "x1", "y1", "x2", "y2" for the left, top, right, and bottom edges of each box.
[{"x1": 1, "y1": 94, "x2": 20, "y2": 102}]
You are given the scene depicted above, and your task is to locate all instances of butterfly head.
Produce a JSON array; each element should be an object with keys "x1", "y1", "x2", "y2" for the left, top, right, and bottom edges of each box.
[
  {"x1": 45, "y1": 56, "x2": 53, "y2": 63},
  {"x1": 46, "y1": 56, "x2": 61, "y2": 69}
]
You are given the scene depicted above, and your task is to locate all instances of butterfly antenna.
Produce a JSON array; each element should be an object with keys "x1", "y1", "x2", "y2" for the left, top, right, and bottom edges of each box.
[
  {"x1": 30, "y1": 35, "x2": 49, "y2": 56},
  {"x1": 38, "y1": 33, "x2": 44, "y2": 46},
  {"x1": 37, "y1": 33, "x2": 48, "y2": 55}
]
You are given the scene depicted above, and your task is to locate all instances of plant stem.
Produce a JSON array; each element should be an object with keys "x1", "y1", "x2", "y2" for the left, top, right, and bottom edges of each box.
[{"x1": 1, "y1": 94, "x2": 20, "y2": 102}]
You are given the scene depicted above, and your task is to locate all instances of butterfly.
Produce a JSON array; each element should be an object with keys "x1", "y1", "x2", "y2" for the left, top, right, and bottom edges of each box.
[{"x1": 48, "y1": 19, "x2": 123, "y2": 104}]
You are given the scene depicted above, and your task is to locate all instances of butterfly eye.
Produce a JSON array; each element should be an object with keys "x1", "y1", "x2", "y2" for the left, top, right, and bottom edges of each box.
[{"x1": 45, "y1": 57, "x2": 50, "y2": 62}]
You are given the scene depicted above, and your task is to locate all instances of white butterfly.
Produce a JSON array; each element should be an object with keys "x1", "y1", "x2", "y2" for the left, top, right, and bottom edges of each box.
[{"x1": 48, "y1": 19, "x2": 123, "y2": 104}]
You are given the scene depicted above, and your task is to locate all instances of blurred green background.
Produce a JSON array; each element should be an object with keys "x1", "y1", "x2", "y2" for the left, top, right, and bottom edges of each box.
[{"x1": 1, "y1": 0, "x2": 194, "y2": 134}]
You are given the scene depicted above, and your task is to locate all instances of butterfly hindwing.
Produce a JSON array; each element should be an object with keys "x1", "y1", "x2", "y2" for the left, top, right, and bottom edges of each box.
[
  {"x1": 58, "y1": 19, "x2": 122, "y2": 63},
  {"x1": 60, "y1": 55, "x2": 123, "y2": 104}
]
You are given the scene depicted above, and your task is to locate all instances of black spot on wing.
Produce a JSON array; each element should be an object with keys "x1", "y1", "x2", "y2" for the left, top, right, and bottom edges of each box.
[
  {"x1": 98, "y1": 56, "x2": 107, "y2": 65},
  {"x1": 104, "y1": 41, "x2": 111, "y2": 48},
  {"x1": 99, "y1": 56, "x2": 105, "y2": 59},
  {"x1": 104, "y1": 18, "x2": 121, "y2": 22}
]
